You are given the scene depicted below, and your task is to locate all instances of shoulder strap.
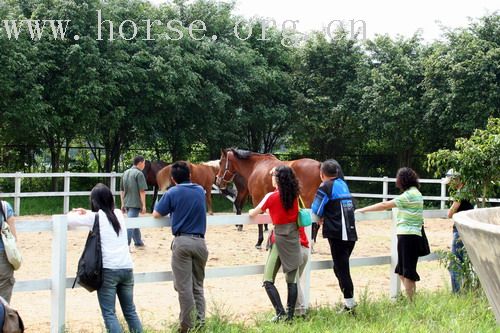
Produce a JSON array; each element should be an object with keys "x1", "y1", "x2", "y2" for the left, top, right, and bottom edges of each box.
[
  {"x1": 298, "y1": 196, "x2": 306, "y2": 209},
  {"x1": 0, "y1": 201, "x2": 7, "y2": 225},
  {"x1": 93, "y1": 213, "x2": 100, "y2": 232}
]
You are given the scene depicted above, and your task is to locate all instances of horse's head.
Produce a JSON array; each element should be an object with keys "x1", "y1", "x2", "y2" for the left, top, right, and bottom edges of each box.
[
  {"x1": 216, "y1": 149, "x2": 237, "y2": 190},
  {"x1": 142, "y1": 160, "x2": 154, "y2": 186}
]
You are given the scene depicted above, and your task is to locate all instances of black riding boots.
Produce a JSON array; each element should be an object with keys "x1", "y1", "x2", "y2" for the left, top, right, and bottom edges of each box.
[
  {"x1": 263, "y1": 281, "x2": 286, "y2": 322},
  {"x1": 286, "y1": 282, "x2": 298, "y2": 321},
  {"x1": 263, "y1": 281, "x2": 298, "y2": 322}
]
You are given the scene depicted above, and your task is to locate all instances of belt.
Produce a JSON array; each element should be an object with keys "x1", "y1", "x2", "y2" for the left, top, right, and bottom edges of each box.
[{"x1": 175, "y1": 233, "x2": 204, "y2": 239}]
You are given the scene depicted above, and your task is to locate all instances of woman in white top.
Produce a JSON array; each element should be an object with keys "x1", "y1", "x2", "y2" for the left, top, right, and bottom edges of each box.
[{"x1": 67, "y1": 183, "x2": 143, "y2": 333}]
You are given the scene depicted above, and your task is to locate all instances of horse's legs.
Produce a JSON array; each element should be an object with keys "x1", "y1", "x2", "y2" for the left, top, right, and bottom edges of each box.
[
  {"x1": 312, "y1": 223, "x2": 320, "y2": 243},
  {"x1": 206, "y1": 192, "x2": 213, "y2": 215},
  {"x1": 150, "y1": 187, "x2": 158, "y2": 213},
  {"x1": 311, "y1": 222, "x2": 320, "y2": 254},
  {"x1": 235, "y1": 197, "x2": 243, "y2": 231},
  {"x1": 256, "y1": 224, "x2": 264, "y2": 249}
]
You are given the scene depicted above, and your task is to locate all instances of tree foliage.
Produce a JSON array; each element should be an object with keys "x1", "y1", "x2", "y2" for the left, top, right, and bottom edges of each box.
[
  {"x1": 0, "y1": 0, "x2": 498, "y2": 180},
  {"x1": 427, "y1": 118, "x2": 500, "y2": 206}
]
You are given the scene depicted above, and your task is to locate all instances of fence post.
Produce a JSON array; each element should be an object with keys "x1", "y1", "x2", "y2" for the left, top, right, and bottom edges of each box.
[
  {"x1": 14, "y1": 172, "x2": 22, "y2": 216},
  {"x1": 390, "y1": 208, "x2": 401, "y2": 299},
  {"x1": 382, "y1": 176, "x2": 389, "y2": 202},
  {"x1": 63, "y1": 172, "x2": 70, "y2": 214},
  {"x1": 110, "y1": 172, "x2": 117, "y2": 197},
  {"x1": 440, "y1": 180, "x2": 447, "y2": 210},
  {"x1": 303, "y1": 224, "x2": 312, "y2": 310},
  {"x1": 51, "y1": 215, "x2": 68, "y2": 333}
]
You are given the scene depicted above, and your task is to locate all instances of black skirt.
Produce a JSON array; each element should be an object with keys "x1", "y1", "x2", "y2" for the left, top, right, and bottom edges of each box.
[{"x1": 395, "y1": 234, "x2": 421, "y2": 282}]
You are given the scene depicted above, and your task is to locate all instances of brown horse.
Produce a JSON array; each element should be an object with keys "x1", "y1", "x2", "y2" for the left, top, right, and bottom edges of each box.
[
  {"x1": 143, "y1": 160, "x2": 168, "y2": 212},
  {"x1": 156, "y1": 162, "x2": 221, "y2": 215},
  {"x1": 216, "y1": 148, "x2": 322, "y2": 248}
]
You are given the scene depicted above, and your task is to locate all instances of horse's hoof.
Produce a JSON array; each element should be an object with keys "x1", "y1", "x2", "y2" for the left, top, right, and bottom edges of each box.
[{"x1": 255, "y1": 244, "x2": 262, "y2": 250}]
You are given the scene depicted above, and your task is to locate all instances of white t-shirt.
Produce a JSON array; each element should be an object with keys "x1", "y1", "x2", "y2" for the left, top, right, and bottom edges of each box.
[{"x1": 67, "y1": 209, "x2": 133, "y2": 269}]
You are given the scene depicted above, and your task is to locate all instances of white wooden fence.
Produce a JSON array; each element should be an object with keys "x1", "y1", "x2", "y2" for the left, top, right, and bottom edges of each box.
[
  {"x1": 13, "y1": 208, "x2": 446, "y2": 333},
  {"x1": 3, "y1": 171, "x2": 496, "y2": 215}
]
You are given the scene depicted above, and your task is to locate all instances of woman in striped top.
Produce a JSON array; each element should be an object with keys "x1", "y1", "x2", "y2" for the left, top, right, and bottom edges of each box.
[{"x1": 356, "y1": 167, "x2": 423, "y2": 300}]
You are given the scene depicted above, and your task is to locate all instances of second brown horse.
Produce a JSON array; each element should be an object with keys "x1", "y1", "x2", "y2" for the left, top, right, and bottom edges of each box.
[{"x1": 156, "y1": 162, "x2": 219, "y2": 215}]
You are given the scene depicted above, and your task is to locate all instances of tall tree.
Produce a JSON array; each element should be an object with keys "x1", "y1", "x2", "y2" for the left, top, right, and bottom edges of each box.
[
  {"x1": 422, "y1": 14, "x2": 500, "y2": 151},
  {"x1": 293, "y1": 31, "x2": 366, "y2": 160},
  {"x1": 360, "y1": 34, "x2": 427, "y2": 167}
]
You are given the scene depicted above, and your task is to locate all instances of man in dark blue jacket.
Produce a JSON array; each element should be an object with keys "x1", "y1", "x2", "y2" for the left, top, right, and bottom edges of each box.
[
  {"x1": 311, "y1": 159, "x2": 357, "y2": 312},
  {"x1": 153, "y1": 161, "x2": 208, "y2": 333}
]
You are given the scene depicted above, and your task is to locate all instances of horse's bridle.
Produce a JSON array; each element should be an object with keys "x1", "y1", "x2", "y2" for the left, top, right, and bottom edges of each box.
[{"x1": 217, "y1": 152, "x2": 236, "y2": 188}]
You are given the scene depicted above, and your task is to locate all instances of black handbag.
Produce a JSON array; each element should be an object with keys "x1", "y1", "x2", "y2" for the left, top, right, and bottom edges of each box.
[
  {"x1": 72, "y1": 214, "x2": 103, "y2": 292},
  {"x1": 418, "y1": 225, "x2": 431, "y2": 257}
]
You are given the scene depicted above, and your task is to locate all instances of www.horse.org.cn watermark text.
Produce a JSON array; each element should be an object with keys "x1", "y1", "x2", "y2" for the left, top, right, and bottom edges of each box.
[{"x1": 0, "y1": 10, "x2": 366, "y2": 47}]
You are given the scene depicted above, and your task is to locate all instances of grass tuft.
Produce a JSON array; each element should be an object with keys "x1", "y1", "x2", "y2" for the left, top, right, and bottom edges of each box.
[{"x1": 137, "y1": 290, "x2": 497, "y2": 333}]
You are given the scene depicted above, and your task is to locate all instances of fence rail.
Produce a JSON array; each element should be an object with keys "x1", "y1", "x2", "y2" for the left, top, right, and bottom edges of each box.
[
  {"x1": 12, "y1": 209, "x2": 446, "y2": 333},
  {"x1": 2, "y1": 171, "x2": 497, "y2": 216}
]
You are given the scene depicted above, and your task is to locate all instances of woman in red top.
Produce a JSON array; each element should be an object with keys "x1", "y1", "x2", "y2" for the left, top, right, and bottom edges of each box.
[{"x1": 249, "y1": 165, "x2": 302, "y2": 321}]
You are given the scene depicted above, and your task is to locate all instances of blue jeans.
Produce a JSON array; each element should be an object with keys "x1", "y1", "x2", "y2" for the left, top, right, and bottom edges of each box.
[
  {"x1": 126, "y1": 208, "x2": 144, "y2": 246},
  {"x1": 97, "y1": 268, "x2": 143, "y2": 333},
  {"x1": 0, "y1": 302, "x2": 4, "y2": 329},
  {"x1": 449, "y1": 229, "x2": 465, "y2": 293}
]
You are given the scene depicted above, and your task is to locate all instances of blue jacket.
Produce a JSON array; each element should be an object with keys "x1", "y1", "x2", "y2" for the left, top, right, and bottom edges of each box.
[{"x1": 311, "y1": 178, "x2": 357, "y2": 241}]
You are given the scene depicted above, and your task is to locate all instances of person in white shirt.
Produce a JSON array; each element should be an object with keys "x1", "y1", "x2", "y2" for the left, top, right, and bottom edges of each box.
[{"x1": 67, "y1": 183, "x2": 143, "y2": 333}]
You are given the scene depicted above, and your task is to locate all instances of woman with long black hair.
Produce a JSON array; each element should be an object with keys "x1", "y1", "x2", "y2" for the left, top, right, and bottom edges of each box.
[
  {"x1": 67, "y1": 183, "x2": 142, "y2": 333},
  {"x1": 249, "y1": 165, "x2": 302, "y2": 321}
]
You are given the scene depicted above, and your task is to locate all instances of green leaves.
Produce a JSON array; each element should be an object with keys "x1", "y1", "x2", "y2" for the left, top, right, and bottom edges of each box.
[
  {"x1": 0, "y1": 1, "x2": 498, "y2": 177},
  {"x1": 427, "y1": 118, "x2": 500, "y2": 205}
]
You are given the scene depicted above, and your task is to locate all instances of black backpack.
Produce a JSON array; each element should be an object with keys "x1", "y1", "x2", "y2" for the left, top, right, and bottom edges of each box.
[{"x1": 72, "y1": 213, "x2": 103, "y2": 292}]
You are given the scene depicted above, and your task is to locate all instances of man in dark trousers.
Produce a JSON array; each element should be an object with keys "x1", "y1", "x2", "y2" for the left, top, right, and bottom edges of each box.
[
  {"x1": 153, "y1": 161, "x2": 208, "y2": 333},
  {"x1": 311, "y1": 159, "x2": 358, "y2": 312},
  {"x1": 120, "y1": 155, "x2": 148, "y2": 251}
]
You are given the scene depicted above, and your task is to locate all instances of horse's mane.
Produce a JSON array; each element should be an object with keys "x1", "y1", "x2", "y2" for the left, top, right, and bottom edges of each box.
[{"x1": 228, "y1": 148, "x2": 274, "y2": 160}]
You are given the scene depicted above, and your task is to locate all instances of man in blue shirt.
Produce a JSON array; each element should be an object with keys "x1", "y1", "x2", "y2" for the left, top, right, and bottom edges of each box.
[{"x1": 153, "y1": 161, "x2": 208, "y2": 333}]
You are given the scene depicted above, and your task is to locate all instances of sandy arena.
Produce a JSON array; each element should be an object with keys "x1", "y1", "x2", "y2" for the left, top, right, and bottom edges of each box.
[{"x1": 11, "y1": 215, "x2": 454, "y2": 332}]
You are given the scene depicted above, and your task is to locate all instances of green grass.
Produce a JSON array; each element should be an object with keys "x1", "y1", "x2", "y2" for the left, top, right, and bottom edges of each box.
[
  {"x1": 11, "y1": 194, "x2": 252, "y2": 216},
  {"x1": 140, "y1": 290, "x2": 498, "y2": 333}
]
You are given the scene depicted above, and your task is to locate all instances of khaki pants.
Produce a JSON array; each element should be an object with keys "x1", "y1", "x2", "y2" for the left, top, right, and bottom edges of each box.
[
  {"x1": 296, "y1": 245, "x2": 309, "y2": 315},
  {"x1": 171, "y1": 236, "x2": 208, "y2": 330},
  {"x1": 0, "y1": 250, "x2": 15, "y2": 303}
]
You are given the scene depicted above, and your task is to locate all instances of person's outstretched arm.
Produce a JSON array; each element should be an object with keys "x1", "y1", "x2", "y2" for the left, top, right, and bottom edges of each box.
[{"x1": 356, "y1": 200, "x2": 396, "y2": 213}]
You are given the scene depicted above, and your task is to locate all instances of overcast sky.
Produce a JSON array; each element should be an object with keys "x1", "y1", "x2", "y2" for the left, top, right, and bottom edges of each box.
[{"x1": 149, "y1": 0, "x2": 498, "y2": 41}]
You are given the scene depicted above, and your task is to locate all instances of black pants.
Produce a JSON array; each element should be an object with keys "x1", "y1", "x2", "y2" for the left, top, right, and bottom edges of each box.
[{"x1": 328, "y1": 238, "x2": 356, "y2": 299}]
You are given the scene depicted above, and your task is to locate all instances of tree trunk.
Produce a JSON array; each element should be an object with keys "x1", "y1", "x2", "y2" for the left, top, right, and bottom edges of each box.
[
  {"x1": 398, "y1": 148, "x2": 413, "y2": 168},
  {"x1": 49, "y1": 144, "x2": 61, "y2": 191},
  {"x1": 481, "y1": 183, "x2": 488, "y2": 208},
  {"x1": 63, "y1": 140, "x2": 71, "y2": 171},
  {"x1": 87, "y1": 139, "x2": 103, "y2": 172}
]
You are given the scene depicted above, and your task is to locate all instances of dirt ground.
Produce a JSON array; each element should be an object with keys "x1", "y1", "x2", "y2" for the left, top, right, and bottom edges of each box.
[{"x1": 11, "y1": 215, "x2": 455, "y2": 332}]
